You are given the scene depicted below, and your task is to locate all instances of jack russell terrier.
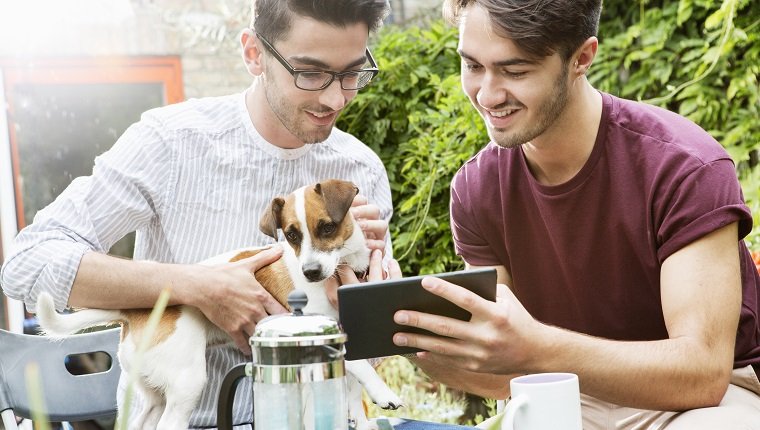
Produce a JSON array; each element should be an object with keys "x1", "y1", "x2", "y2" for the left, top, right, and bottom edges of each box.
[{"x1": 36, "y1": 179, "x2": 403, "y2": 430}]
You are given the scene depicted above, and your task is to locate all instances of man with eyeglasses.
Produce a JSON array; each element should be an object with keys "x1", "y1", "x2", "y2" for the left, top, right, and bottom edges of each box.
[{"x1": 1, "y1": 0, "x2": 393, "y2": 428}]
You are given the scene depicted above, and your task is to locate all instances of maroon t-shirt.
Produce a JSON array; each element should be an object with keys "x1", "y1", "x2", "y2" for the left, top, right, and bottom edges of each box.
[{"x1": 451, "y1": 92, "x2": 760, "y2": 369}]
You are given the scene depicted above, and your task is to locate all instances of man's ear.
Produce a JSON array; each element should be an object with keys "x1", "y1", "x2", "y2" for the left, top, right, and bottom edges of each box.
[
  {"x1": 241, "y1": 28, "x2": 264, "y2": 77},
  {"x1": 259, "y1": 197, "x2": 285, "y2": 239},
  {"x1": 315, "y1": 180, "x2": 359, "y2": 223},
  {"x1": 571, "y1": 36, "x2": 598, "y2": 77}
]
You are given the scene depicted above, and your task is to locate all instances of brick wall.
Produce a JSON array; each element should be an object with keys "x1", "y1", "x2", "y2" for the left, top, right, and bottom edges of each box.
[{"x1": 0, "y1": 0, "x2": 253, "y2": 99}]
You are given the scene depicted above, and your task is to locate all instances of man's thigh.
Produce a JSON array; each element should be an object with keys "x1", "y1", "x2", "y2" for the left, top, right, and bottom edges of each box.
[
  {"x1": 664, "y1": 382, "x2": 760, "y2": 430},
  {"x1": 665, "y1": 365, "x2": 760, "y2": 430},
  {"x1": 581, "y1": 365, "x2": 760, "y2": 430}
]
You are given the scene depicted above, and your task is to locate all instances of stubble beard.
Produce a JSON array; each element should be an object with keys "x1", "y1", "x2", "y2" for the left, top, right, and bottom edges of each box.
[
  {"x1": 263, "y1": 71, "x2": 335, "y2": 144},
  {"x1": 491, "y1": 67, "x2": 571, "y2": 149}
]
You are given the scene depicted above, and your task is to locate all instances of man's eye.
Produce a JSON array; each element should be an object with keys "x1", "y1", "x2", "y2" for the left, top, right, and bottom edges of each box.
[
  {"x1": 463, "y1": 62, "x2": 481, "y2": 72},
  {"x1": 299, "y1": 71, "x2": 328, "y2": 81},
  {"x1": 340, "y1": 71, "x2": 360, "y2": 83},
  {"x1": 505, "y1": 70, "x2": 527, "y2": 78}
]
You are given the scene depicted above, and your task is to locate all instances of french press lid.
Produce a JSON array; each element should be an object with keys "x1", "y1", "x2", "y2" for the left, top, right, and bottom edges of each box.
[
  {"x1": 249, "y1": 290, "x2": 347, "y2": 383},
  {"x1": 251, "y1": 290, "x2": 347, "y2": 348}
]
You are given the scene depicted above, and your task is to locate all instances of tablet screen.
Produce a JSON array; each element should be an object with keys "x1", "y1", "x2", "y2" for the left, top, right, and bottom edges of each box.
[{"x1": 337, "y1": 268, "x2": 497, "y2": 360}]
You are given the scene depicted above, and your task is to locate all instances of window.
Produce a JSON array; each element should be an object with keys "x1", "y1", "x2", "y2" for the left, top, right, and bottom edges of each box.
[{"x1": 0, "y1": 56, "x2": 184, "y2": 330}]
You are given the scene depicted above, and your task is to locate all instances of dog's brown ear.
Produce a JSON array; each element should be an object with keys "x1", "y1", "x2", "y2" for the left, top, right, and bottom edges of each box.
[
  {"x1": 259, "y1": 197, "x2": 285, "y2": 239},
  {"x1": 314, "y1": 180, "x2": 359, "y2": 223}
]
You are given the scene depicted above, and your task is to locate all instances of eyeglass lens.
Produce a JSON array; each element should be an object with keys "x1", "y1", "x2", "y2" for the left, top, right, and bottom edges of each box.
[{"x1": 295, "y1": 70, "x2": 374, "y2": 90}]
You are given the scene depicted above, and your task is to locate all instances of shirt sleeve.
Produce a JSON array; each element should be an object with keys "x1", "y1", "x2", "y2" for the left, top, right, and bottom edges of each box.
[
  {"x1": 656, "y1": 158, "x2": 753, "y2": 263},
  {"x1": 450, "y1": 169, "x2": 502, "y2": 267},
  {"x1": 368, "y1": 160, "x2": 394, "y2": 261},
  {"x1": 0, "y1": 112, "x2": 173, "y2": 311}
]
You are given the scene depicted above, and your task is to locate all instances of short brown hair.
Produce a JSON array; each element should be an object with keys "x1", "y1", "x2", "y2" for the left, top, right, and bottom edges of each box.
[
  {"x1": 443, "y1": 0, "x2": 602, "y2": 61},
  {"x1": 252, "y1": 0, "x2": 389, "y2": 42}
]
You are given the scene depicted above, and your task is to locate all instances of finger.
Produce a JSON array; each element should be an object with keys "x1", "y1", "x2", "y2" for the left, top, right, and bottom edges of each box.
[
  {"x1": 387, "y1": 259, "x2": 403, "y2": 280},
  {"x1": 413, "y1": 351, "x2": 464, "y2": 369},
  {"x1": 336, "y1": 265, "x2": 361, "y2": 285},
  {"x1": 365, "y1": 239, "x2": 387, "y2": 252},
  {"x1": 262, "y1": 294, "x2": 288, "y2": 315},
  {"x1": 420, "y1": 276, "x2": 491, "y2": 314},
  {"x1": 236, "y1": 245, "x2": 283, "y2": 272},
  {"x1": 350, "y1": 202, "x2": 380, "y2": 220},
  {"x1": 232, "y1": 332, "x2": 252, "y2": 356},
  {"x1": 496, "y1": 283, "x2": 511, "y2": 301},
  {"x1": 366, "y1": 249, "x2": 385, "y2": 282},
  {"x1": 358, "y1": 219, "x2": 387, "y2": 238},
  {"x1": 392, "y1": 330, "x2": 470, "y2": 357},
  {"x1": 393, "y1": 309, "x2": 470, "y2": 340},
  {"x1": 324, "y1": 276, "x2": 341, "y2": 309},
  {"x1": 351, "y1": 194, "x2": 369, "y2": 207}
]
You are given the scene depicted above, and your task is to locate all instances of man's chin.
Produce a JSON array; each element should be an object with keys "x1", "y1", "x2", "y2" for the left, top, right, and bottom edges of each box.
[
  {"x1": 303, "y1": 135, "x2": 331, "y2": 144},
  {"x1": 301, "y1": 127, "x2": 334, "y2": 144},
  {"x1": 489, "y1": 131, "x2": 525, "y2": 149}
]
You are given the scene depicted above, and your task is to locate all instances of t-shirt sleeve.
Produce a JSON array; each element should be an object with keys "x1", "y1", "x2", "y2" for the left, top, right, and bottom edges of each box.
[
  {"x1": 656, "y1": 158, "x2": 753, "y2": 262},
  {"x1": 450, "y1": 170, "x2": 502, "y2": 266}
]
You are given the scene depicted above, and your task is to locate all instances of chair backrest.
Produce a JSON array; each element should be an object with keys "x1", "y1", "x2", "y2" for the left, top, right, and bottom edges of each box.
[{"x1": 0, "y1": 328, "x2": 121, "y2": 423}]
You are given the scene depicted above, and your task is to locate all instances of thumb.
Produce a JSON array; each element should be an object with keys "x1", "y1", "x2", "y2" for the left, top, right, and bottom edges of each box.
[
  {"x1": 238, "y1": 245, "x2": 284, "y2": 271},
  {"x1": 495, "y1": 283, "x2": 513, "y2": 302}
]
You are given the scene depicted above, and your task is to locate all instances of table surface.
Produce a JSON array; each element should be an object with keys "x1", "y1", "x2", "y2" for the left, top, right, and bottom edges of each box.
[{"x1": 386, "y1": 418, "x2": 478, "y2": 429}]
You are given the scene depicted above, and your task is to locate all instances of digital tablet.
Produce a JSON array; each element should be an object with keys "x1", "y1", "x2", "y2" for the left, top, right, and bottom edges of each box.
[{"x1": 337, "y1": 268, "x2": 497, "y2": 360}]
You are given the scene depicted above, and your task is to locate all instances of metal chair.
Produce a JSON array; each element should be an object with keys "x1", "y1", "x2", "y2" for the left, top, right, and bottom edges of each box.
[{"x1": 0, "y1": 328, "x2": 121, "y2": 429}]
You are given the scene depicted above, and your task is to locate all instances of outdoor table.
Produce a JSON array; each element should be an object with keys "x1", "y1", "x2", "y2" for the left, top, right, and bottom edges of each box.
[{"x1": 389, "y1": 418, "x2": 478, "y2": 429}]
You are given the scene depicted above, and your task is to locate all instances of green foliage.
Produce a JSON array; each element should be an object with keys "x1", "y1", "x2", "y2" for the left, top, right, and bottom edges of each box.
[
  {"x1": 340, "y1": 0, "x2": 760, "y2": 277},
  {"x1": 338, "y1": 21, "x2": 487, "y2": 275},
  {"x1": 366, "y1": 356, "x2": 472, "y2": 424},
  {"x1": 590, "y1": 0, "x2": 760, "y2": 246}
]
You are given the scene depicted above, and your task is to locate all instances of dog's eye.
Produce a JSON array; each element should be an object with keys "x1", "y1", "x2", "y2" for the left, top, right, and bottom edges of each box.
[
  {"x1": 285, "y1": 231, "x2": 301, "y2": 244},
  {"x1": 320, "y1": 222, "x2": 336, "y2": 235}
]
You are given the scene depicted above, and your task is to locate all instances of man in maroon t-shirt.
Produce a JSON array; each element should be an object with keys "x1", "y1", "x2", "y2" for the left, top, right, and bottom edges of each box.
[{"x1": 390, "y1": 0, "x2": 760, "y2": 428}]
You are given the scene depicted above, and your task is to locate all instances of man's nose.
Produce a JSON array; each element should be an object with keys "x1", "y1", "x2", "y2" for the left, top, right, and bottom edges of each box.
[
  {"x1": 318, "y1": 79, "x2": 349, "y2": 111},
  {"x1": 476, "y1": 73, "x2": 507, "y2": 109}
]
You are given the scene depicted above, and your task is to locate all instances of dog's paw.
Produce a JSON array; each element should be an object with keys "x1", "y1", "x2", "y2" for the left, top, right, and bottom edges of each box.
[
  {"x1": 373, "y1": 392, "x2": 404, "y2": 410},
  {"x1": 363, "y1": 380, "x2": 404, "y2": 410}
]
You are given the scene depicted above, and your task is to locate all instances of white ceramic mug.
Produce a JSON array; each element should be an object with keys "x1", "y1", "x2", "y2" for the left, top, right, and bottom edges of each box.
[{"x1": 501, "y1": 373, "x2": 582, "y2": 430}]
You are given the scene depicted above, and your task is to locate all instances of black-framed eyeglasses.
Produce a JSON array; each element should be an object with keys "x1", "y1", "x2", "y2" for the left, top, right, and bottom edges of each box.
[{"x1": 256, "y1": 31, "x2": 379, "y2": 91}]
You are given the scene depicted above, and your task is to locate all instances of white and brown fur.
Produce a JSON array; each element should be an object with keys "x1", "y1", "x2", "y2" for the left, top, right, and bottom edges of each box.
[{"x1": 36, "y1": 179, "x2": 402, "y2": 430}]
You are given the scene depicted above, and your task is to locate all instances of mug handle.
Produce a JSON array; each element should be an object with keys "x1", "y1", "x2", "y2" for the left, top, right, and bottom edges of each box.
[
  {"x1": 501, "y1": 394, "x2": 528, "y2": 430},
  {"x1": 216, "y1": 363, "x2": 250, "y2": 430}
]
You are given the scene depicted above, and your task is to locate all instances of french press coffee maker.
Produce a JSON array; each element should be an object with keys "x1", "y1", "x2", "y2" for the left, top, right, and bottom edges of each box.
[{"x1": 217, "y1": 290, "x2": 349, "y2": 430}]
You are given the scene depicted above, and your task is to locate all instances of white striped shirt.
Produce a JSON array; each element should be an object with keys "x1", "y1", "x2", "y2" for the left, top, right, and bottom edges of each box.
[{"x1": 0, "y1": 88, "x2": 393, "y2": 427}]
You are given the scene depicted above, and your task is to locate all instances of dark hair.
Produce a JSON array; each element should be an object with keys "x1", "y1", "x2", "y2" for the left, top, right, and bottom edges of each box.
[
  {"x1": 443, "y1": 0, "x2": 602, "y2": 61},
  {"x1": 252, "y1": 0, "x2": 390, "y2": 42}
]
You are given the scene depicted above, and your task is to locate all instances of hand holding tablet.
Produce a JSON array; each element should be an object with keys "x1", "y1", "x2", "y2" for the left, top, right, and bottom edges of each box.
[{"x1": 337, "y1": 268, "x2": 497, "y2": 360}]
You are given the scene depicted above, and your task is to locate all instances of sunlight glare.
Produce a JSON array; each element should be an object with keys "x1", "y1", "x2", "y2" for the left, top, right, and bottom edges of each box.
[{"x1": 0, "y1": 0, "x2": 135, "y2": 55}]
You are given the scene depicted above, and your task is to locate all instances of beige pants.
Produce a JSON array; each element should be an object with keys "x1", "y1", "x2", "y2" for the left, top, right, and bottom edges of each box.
[
  {"x1": 478, "y1": 366, "x2": 760, "y2": 430},
  {"x1": 581, "y1": 365, "x2": 760, "y2": 430}
]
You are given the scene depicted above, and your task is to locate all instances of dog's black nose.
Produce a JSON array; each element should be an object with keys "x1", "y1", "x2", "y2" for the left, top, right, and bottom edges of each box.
[{"x1": 302, "y1": 262, "x2": 324, "y2": 282}]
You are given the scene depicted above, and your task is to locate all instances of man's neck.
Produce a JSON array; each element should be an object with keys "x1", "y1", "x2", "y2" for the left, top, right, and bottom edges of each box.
[
  {"x1": 522, "y1": 80, "x2": 603, "y2": 187},
  {"x1": 245, "y1": 82, "x2": 306, "y2": 150}
]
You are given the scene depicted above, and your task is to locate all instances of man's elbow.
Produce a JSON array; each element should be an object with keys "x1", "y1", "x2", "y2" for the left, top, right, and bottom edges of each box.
[
  {"x1": 0, "y1": 257, "x2": 34, "y2": 304},
  {"x1": 698, "y1": 366, "x2": 732, "y2": 408},
  {"x1": 673, "y1": 364, "x2": 732, "y2": 410}
]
